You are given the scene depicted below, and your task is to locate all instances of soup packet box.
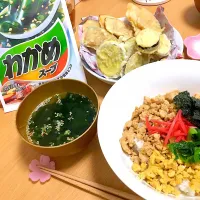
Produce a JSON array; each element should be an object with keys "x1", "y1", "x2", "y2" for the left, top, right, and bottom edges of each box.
[{"x1": 0, "y1": 0, "x2": 86, "y2": 113}]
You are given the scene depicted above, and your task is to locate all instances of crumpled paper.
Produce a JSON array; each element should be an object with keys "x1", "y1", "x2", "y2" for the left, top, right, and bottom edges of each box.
[{"x1": 78, "y1": 6, "x2": 183, "y2": 78}]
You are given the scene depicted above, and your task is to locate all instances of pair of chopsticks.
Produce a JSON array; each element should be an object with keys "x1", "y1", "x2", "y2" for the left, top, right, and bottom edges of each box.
[{"x1": 39, "y1": 166, "x2": 138, "y2": 200}]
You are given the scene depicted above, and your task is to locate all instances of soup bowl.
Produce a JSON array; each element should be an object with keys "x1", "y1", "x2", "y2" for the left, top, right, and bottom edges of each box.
[
  {"x1": 194, "y1": 0, "x2": 200, "y2": 12},
  {"x1": 16, "y1": 79, "x2": 99, "y2": 157}
]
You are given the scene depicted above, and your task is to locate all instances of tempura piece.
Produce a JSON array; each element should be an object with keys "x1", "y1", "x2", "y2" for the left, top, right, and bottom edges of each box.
[
  {"x1": 83, "y1": 20, "x2": 100, "y2": 32},
  {"x1": 83, "y1": 27, "x2": 117, "y2": 50},
  {"x1": 96, "y1": 41, "x2": 127, "y2": 78},
  {"x1": 104, "y1": 17, "x2": 133, "y2": 39},
  {"x1": 156, "y1": 34, "x2": 171, "y2": 57},
  {"x1": 124, "y1": 37, "x2": 137, "y2": 58},
  {"x1": 135, "y1": 28, "x2": 161, "y2": 54},
  {"x1": 124, "y1": 52, "x2": 149, "y2": 74},
  {"x1": 99, "y1": 15, "x2": 114, "y2": 28},
  {"x1": 126, "y1": 3, "x2": 162, "y2": 33}
]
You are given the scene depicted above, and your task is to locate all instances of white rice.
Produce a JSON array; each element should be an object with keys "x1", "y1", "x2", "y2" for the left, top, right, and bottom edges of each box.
[
  {"x1": 134, "y1": 138, "x2": 144, "y2": 151},
  {"x1": 178, "y1": 180, "x2": 195, "y2": 196}
]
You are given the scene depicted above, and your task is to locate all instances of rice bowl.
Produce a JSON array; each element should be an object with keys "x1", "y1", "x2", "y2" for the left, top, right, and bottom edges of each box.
[{"x1": 97, "y1": 60, "x2": 200, "y2": 200}]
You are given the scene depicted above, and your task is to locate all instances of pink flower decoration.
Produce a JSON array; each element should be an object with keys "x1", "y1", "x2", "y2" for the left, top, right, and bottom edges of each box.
[
  {"x1": 29, "y1": 155, "x2": 55, "y2": 183},
  {"x1": 184, "y1": 34, "x2": 200, "y2": 60}
]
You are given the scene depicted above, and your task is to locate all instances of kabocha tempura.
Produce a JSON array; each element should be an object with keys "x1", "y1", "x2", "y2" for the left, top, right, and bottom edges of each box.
[{"x1": 120, "y1": 91, "x2": 200, "y2": 196}]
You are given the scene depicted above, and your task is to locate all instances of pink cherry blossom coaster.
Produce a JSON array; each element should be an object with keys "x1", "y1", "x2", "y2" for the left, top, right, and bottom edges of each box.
[
  {"x1": 184, "y1": 34, "x2": 200, "y2": 60},
  {"x1": 29, "y1": 155, "x2": 55, "y2": 183}
]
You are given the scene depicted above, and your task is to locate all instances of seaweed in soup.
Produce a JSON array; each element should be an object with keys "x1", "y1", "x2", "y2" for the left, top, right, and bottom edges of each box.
[{"x1": 27, "y1": 93, "x2": 97, "y2": 146}]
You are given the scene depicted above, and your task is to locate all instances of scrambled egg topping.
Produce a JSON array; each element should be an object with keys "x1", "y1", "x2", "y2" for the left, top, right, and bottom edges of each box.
[{"x1": 132, "y1": 150, "x2": 200, "y2": 196}]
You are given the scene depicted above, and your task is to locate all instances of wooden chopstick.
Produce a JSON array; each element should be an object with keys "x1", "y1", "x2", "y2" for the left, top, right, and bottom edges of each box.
[
  {"x1": 40, "y1": 167, "x2": 121, "y2": 200},
  {"x1": 39, "y1": 166, "x2": 137, "y2": 200}
]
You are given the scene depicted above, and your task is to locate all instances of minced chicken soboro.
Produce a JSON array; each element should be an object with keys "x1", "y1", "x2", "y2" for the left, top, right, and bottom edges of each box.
[{"x1": 120, "y1": 90, "x2": 200, "y2": 196}]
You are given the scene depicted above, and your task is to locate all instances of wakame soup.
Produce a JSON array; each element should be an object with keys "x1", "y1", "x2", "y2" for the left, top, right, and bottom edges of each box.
[
  {"x1": 27, "y1": 93, "x2": 97, "y2": 146},
  {"x1": 0, "y1": 0, "x2": 65, "y2": 34}
]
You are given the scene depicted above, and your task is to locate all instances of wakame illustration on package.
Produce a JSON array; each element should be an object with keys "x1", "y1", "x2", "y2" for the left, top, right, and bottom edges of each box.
[{"x1": 0, "y1": 0, "x2": 86, "y2": 113}]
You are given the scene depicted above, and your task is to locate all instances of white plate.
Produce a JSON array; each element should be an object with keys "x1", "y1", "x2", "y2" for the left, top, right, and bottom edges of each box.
[
  {"x1": 133, "y1": 0, "x2": 171, "y2": 6},
  {"x1": 83, "y1": 28, "x2": 184, "y2": 85},
  {"x1": 98, "y1": 60, "x2": 200, "y2": 200}
]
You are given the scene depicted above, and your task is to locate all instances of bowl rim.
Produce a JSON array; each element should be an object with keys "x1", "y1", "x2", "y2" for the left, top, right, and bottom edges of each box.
[{"x1": 15, "y1": 79, "x2": 99, "y2": 149}]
